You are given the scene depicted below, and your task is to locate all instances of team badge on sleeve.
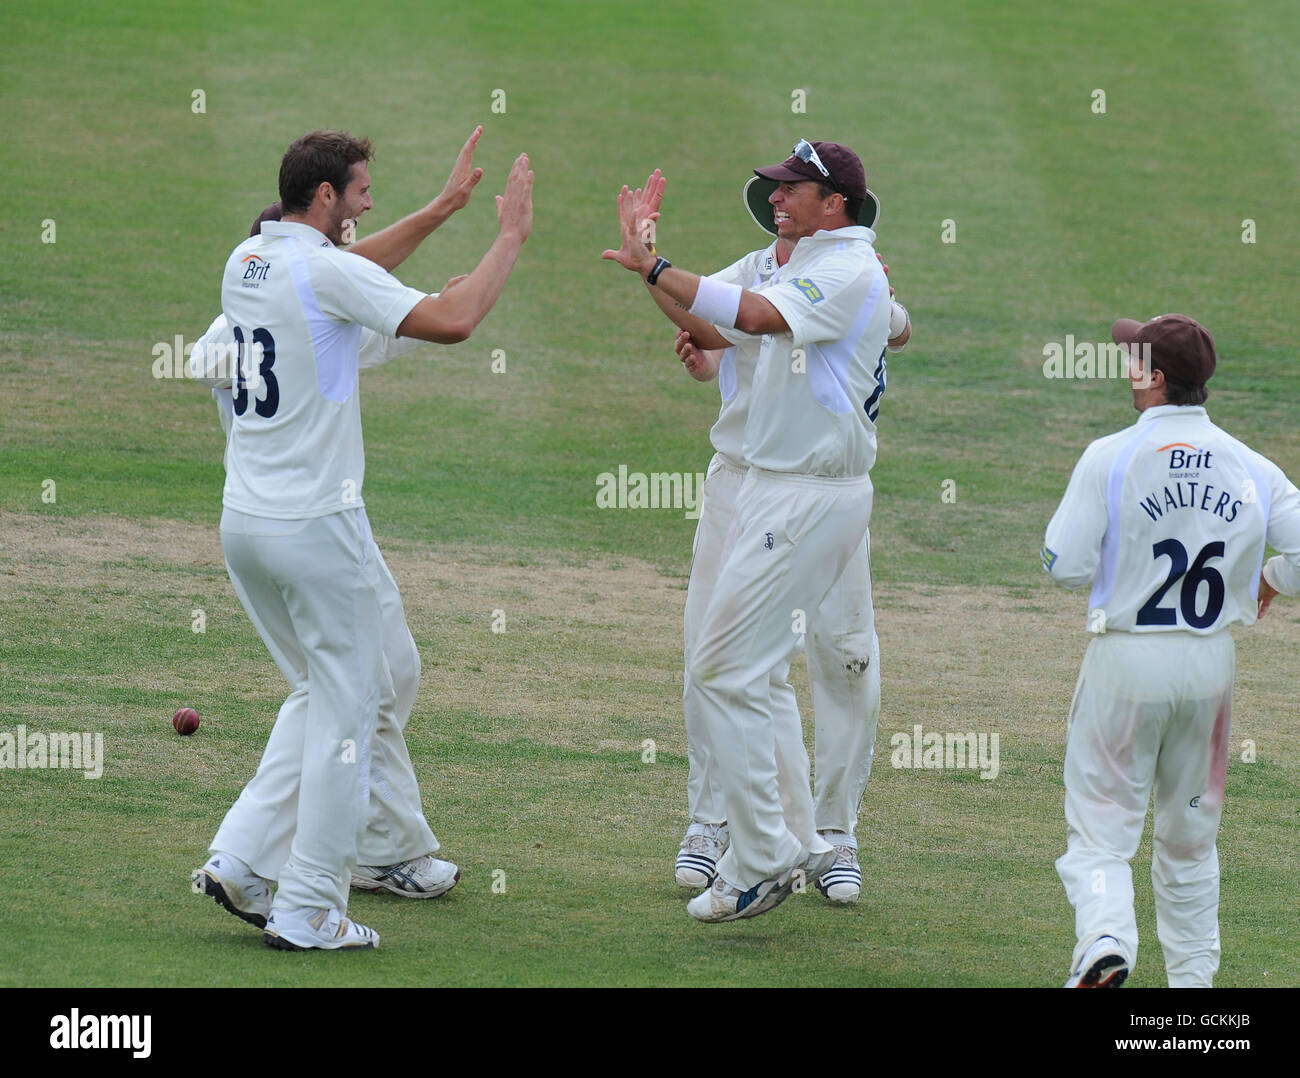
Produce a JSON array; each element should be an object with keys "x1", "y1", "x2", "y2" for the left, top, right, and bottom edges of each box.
[
  {"x1": 793, "y1": 278, "x2": 824, "y2": 304},
  {"x1": 1041, "y1": 545, "x2": 1058, "y2": 571}
]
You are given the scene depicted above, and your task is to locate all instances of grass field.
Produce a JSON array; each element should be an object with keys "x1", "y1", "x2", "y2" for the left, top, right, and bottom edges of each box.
[{"x1": 1, "y1": 0, "x2": 1298, "y2": 989}]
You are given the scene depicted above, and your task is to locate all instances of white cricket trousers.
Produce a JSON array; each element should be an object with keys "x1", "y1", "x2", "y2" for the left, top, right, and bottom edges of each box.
[
  {"x1": 1056, "y1": 630, "x2": 1234, "y2": 988},
  {"x1": 684, "y1": 454, "x2": 880, "y2": 840},
  {"x1": 213, "y1": 507, "x2": 390, "y2": 913},
  {"x1": 687, "y1": 466, "x2": 874, "y2": 889}
]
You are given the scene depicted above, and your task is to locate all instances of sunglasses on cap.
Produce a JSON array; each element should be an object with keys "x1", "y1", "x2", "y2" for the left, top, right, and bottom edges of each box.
[{"x1": 792, "y1": 139, "x2": 833, "y2": 184}]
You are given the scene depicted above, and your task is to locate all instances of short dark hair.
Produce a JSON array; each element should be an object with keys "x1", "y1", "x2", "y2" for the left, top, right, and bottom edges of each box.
[
  {"x1": 278, "y1": 130, "x2": 374, "y2": 215},
  {"x1": 1161, "y1": 374, "x2": 1209, "y2": 406},
  {"x1": 814, "y1": 181, "x2": 863, "y2": 225}
]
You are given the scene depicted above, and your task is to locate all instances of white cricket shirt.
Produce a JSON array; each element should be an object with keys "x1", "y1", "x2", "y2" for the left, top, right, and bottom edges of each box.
[
  {"x1": 705, "y1": 241, "x2": 780, "y2": 465},
  {"x1": 1043, "y1": 404, "x2": 1300, "y2": 632},
  {"x1": 189, "y1": 311, "x2": 428, "y2": 469},
  {"x1": 218, "y1": 221, "x2": 427, "y2": 519},
  {"x1": 715, "y1": 226, "x2": 890, "y2": 478}
]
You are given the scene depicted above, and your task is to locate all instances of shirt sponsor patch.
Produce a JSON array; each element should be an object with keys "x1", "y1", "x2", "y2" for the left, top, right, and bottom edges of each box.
[
  {"x1": 1041, "y1": 545, "x2": 1058, "y2": 571},
  {"x1": 793, "y1": 277, "x2": 824, "y2": 304}
]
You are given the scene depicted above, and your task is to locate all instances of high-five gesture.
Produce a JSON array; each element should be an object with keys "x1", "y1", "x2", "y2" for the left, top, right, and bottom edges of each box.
[
  {"x1": 602, "y1": 170, "x2": 664, "y2": 275},
  {"x1": 438, "y1": 125, "x2": 486, "y2": 212},
  {"x1": 349, "y1": 125, "x2": 491, "y2": 272},
  {"x1": 495, "y1": 152, "x2": 534, "y2": 242}
]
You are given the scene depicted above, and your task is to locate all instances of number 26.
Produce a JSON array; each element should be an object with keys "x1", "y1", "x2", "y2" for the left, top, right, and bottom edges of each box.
[{"x1": 1135, "y1": 539, "x2": 1225, "y2": 628}]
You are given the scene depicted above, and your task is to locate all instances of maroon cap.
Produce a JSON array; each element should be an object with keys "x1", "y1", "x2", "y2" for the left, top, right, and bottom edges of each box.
[
  {"x1": 1111, "y1": 314, "x2": 1216, "y2": 387},
  {"x1": 250, "y1": 201, "x2": 283, "y2": 237},
  {"x1": 748, "y1": 140, "x2": 880, "y2": 232},
  {"x1": 756, "y1": 140, "x2": 867, "y2": 196}
]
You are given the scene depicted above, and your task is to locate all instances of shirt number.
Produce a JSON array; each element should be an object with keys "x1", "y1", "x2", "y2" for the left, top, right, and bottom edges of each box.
[
  {"x1": 1135, "y1": 539, "x2": 1226, "y2": 629},
  {"x1": 231, "y1": 325, "x2": 280, "y2": 419}
]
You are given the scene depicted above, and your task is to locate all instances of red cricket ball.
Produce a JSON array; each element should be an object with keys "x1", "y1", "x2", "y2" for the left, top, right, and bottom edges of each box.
[{"x1": 172, "y1": 707, "x2": 200, "y2": 736}]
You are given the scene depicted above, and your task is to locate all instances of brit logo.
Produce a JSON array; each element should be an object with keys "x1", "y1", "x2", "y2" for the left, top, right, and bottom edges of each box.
[
  {"x1": 1159, "y1": 442, "x2": 1212, "y2": 474},
  {"x1": 1041, "y1": 545, "x2": 1057, "y2": 571},
  {"x1": 793, "y1": 277, "x2": 824, "y2": 304},
  {"x1": 241, "y1": 254, "x2": 271, "y2": 284}
]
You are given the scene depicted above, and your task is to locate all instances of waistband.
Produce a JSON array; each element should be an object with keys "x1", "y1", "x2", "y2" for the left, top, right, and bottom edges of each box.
[{"x1": 746, "y1": 465, "x2": 873, "y2": 492}]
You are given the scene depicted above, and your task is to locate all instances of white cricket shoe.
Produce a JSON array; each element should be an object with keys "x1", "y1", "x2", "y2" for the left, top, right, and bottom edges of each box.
[
  {"x1": 191, "y1": 852, "x2": 272, "y2": 929},
  {"x1": 687, "y1": 847, "x2": 838, "y2": 923},
  {"x1": 674, "y1": 822, "x2": 729, "y2": 888},
  {"x1": 1064, "y1": 935, "x2": 1129, "y2": 988},
  {"x1": 263, "y1": 906, "x2": 379, "y2": 951},
  {"x1": 351, "y1": 855, "x2": 460, "y2": 898},
  {"x1": 814, "y1": 842, "x2": 861, "y2": 904}
]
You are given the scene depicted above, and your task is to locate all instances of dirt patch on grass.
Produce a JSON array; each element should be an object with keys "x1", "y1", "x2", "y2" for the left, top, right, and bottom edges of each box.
[{"x1": 2, "y1": 512, "x2": 1297, "y2": 773}]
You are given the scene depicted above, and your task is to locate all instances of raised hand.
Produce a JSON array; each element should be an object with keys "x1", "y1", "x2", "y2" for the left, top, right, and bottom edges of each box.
[
  {"x1": 494, "y1": 152, "x2": 534, "y2": 242},
  {"x1": 601, "y1": 175, "x2": 661, "y2": 274},
  {"x1": 439, "y1": 126, "x2": 486, "y2": 213},
  {"x1": 638, "y1": 169, "x2": 665, "y2": 248}
]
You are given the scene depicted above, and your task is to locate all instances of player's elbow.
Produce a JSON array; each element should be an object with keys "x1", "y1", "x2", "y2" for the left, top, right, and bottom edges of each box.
[
  {"x1": 734, "y1": 306, "x2": 777, "y2": 336},
  {"x1": 1045, "y1": 563, "x2": 1094, "y2": 590},
  {"x1": 1042, "y1": 544, "x2": 1094, "y2": 589},
  {"x1": 732, "y1": 294, "x2": 788, "y2": 337},
  {"x1": 397, "y1": 309, "x2": 473, "y2": 345},
  {"x1": 434, "y1": 321, "x2": 473, "y2": 344}
]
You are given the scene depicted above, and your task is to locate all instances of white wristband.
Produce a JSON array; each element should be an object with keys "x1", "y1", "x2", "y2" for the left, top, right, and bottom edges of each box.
[{"x1": 689, "y1": 277, "x2": 743, "y2": 329}]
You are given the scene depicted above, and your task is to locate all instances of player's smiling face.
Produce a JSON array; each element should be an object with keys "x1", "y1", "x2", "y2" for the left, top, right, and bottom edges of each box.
[
  {"x1": 325, "y1": 161, "x2": 373, "y2": 245},
  {"x1": 769, "y1": 180, "x2": 836, "y2": 241}
]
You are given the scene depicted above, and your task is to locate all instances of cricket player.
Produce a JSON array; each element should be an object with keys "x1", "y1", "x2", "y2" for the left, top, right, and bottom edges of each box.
[
  {"x1": 1043, "y1": 314, "x2": 1300, "y2": 986},
  {"x1": 671, "y1": 219, "x2": 910, "y2": 905},
  {"x1": 193, "y1": 128, "x2": 533, "y2": 951},
  {"x1": 604, "y1": 140, "x2": 892, "y2": 922},
  {"x1": 190, "y1": 199, "x2": 474, "y2": 918}
]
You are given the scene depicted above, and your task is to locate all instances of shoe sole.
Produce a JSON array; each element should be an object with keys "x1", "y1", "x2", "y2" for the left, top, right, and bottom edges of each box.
[
  {"x1": 730, "y1": 849, "x2": 841, "y2": 922},
  {"x1": 262, "y1": 930, "x2": 377, "y2": 952},
  {"x1": 1078, "y1": 955, "x2": 1129, "y2": 988},
  {"x1": 350, "y1": 867, "x2": 460, "y2": 899},
  {"x1": 191, "y1": 869, "x2": 267, "y2": 929}
]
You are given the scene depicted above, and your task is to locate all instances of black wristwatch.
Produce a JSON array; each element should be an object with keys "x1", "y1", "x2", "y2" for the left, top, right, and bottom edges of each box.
[{"x1": 647, "y1": 256, "x2": 671, "y2": 286}]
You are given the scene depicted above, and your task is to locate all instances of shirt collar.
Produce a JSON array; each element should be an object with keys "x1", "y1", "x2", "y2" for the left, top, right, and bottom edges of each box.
[
  {"x1": 260, "y1": 220, "x2": 334, "y2": 247},
  {"x1": 806, "y1": 224, "x2": 876, "y2": 244},
  {"x1": 1138, "y1": 404, "x2": 1207, "y2": 423},
  {"x1": 790, "y1": 224, "x2": 876, "y2": 260}
]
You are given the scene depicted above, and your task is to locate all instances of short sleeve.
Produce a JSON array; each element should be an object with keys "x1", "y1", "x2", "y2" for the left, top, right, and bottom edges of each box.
[
  {"x1": 313, "y1": 251, "x2": 428, "y2": 338},
  {"x1": 358, "y1": 325, "x2": 427, "y2": 371},
  {"x1": 761, "y1": 247, "x2": 880, "y2": 349}
]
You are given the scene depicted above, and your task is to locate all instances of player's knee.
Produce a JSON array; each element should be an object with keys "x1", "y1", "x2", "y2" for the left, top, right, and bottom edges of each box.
[
  {"x1": 814, "y1": 630, "x2": 873, "y2": 679},
  {"x1": 1152, "y1": 833, "x2": 1217, "y2": 868},
  {"x1": 687, "y1": 654, "x2": 747, "y2": 698}
]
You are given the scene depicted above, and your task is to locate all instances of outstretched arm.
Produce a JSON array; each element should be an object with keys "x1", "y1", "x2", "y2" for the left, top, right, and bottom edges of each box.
[
  {"x1": 602, "y1": 171, "x2": 786, "y2": 347},
  {"x1": 350, "y1": 126, "x2": 486, "y2": 272},
  {"x1": 396, "y1": 152, "x2": 533, "y2": 344}
]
